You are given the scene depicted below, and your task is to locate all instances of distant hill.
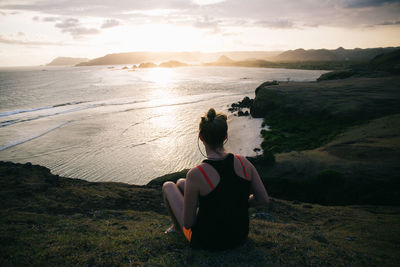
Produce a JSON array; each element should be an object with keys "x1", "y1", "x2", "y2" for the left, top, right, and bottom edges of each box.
[
  {"x1": 47, "y1": 57, "x2": 89, "y2": 66},
  {"x1": 317, "y1": 48, "x2": 400, "y2": 81},
  {"x1": 367, "y1": 49, "x2": 400, "y2": 74},
  {"x1": 215, "y1": 55, "x2": 235, "y2": 64},
  {"x1": 158, "y1": 60, "x2": 188, "y2": 68},
  {"x1": 75, "y1": 51, "x2": 281, "y2": 66},
  {"x1": 275, "y1": 47, "x2": 399, "y2": 62},
  {"x1": 276, "y1": 49, "x2": 337, "y2": 61}
]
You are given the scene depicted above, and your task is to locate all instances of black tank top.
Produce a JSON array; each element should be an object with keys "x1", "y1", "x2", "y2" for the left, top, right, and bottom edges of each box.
[{"x1": 190, "y1": 153, "x2": 251, "y2": 250}]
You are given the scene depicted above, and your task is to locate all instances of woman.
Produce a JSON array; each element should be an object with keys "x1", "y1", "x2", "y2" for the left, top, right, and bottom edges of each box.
[{"x1": 162, "y1": 108, "x2": 269, "y2": 250}]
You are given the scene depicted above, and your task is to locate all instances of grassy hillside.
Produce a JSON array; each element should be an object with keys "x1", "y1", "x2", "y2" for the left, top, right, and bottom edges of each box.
[
  {"x1": 317, "y1": 48, "x2": 400, "y2": 81},
  {"x1": 248, "y1": 76, "x2": 400, "y2": 205},
  {"x1": 1, "y1": 161, "x2": 399, "y2": 266},
  {"x1": 251, "y1": 76, "x2": 400, "y2": 153}
]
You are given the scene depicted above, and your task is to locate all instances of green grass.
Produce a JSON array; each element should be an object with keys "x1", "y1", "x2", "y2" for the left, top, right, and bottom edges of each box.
[
  {"x1": 252, "y1": 77, "x2": 400, "y2": 156},
  {"x1": 1, "y1": 161, "x2": 400, "y2": 266}
]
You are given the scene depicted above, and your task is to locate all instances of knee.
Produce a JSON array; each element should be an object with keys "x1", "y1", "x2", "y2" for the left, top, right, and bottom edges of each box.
[
  {"x1": 162, "y1": 181, "x2": 175, "y2": 193},
  {"x1": 176, "y1": 178, "x2": 186, "y2": 188}
]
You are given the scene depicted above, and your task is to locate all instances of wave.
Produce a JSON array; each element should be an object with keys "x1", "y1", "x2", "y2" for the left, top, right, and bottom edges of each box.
[
  {"x1": 0, "y1": 105, "x2": 54, "y2": 118},
  {"x1": 0, "y1": 99, "x2": 148, "y2": 128},
  {"x1": 0, "y1": 92, "x2": 243, "y2": 128},
  {"x1": 0, "y1": 121, "x2": 70, "y2": 151},
  {"x1": 0, "y1": 101, "x2": 88, "y2": 118},
  {"x1": 0, "y1": 106, "x2": 90, "y2": 128},
  {"x1": 123, "y1": 92, "x2": 244, "y2": 113}
]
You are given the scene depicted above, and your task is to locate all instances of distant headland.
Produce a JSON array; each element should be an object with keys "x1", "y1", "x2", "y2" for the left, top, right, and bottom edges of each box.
[
  {"x1": 46, "y1": 57, "x2": 89, "y2": 66},
  {"x1": 68, "y1": 47, "x2": 400, "y2": 71},
  {"x1": 75, "y1": 47, "x2": 396, "y2": 64}
]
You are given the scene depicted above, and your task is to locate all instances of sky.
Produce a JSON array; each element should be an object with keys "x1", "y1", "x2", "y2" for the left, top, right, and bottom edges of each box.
[{"x1": 0, "y1": 0, "x2": 400, "y2": 66}]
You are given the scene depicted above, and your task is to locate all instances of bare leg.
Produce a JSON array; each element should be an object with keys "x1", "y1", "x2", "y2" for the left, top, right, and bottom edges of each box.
[
  {"x1": 177, "y1": 178, "x2": 185, "y2": 194},
  {"x1": 162, "y1": 181, "x2": 184, "y2": 232}
]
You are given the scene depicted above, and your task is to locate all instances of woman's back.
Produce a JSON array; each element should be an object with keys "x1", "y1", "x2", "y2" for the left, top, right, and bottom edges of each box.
[
  {"x1": 162, "y1": 108, "x2": 269, "y2": 251},
  {"x1": 190, "y1": 153, "x2": 251, "y2": 250}
]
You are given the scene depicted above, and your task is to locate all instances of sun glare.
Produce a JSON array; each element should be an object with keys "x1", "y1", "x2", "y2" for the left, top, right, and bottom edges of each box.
[
  {"x1": 143, "y1": 67, "x2": 178, "y2": 107},
  {"x1": 144, "y1": 67, "x2": 175, "y2": 86}
]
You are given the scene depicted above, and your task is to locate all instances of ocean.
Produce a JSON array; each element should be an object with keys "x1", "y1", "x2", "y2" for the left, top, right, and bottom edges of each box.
[{"x1": 0, "y1": 66, "x2": 326, "y2": 184}]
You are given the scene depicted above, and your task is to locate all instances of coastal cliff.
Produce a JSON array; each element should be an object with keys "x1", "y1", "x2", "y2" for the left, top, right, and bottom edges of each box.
[{"x1": 248, "y1": 76, "x2": 400, "y2": 205}]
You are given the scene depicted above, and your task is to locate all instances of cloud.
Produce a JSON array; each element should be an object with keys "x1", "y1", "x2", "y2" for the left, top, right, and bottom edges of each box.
[
  {"x1": 55, "y1": 18, "x2": 100, "y2": 38},
  {"x1": 341, "y1": 0, "x2": 399, "y2": 8},
  {"x1": 2, "y1": 0, "x2": 400, "y2": 31},
  {"x1": 376, "y1": 20, "x2": 400, "y2": 26},
  {"x1": 1, "y1": 10, "x2": 19, "y2": 15},
  {"x1": 192, "y1": 16, "x2": 221, "y2": 33},
  {"x1": 256, "y1": 19, "x2": 294, "y2": 29},
  {"x1": 101, "y1": 19, "x2": 120, "y2": 29},
  {"x1": 43, "y1": 16, "x2": 59, "y2": 22},
  {"x1": 0, "y1": 34, "x2": 68, "y2": 46},
  {"x1": 0, "y1": 0, "x2": 194, "y2": 17}
]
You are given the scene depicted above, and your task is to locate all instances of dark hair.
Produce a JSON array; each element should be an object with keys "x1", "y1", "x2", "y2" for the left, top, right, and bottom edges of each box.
[{"x1": 199, "y1": 108, "x2": 228, "y2": 150}]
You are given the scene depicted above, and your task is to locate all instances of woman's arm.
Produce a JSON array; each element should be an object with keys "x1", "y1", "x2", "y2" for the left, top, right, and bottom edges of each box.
[
  {"x1": 248, "y1": 160, "x2": 269, "y2": 207},
  {"x1": 183, "y1": 168, "x2": 199, "y2": 229}
]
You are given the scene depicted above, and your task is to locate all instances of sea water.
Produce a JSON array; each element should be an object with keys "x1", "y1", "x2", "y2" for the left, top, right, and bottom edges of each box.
[{"x1": 0, "y1": 66, "x2": 326, "y2": 184}]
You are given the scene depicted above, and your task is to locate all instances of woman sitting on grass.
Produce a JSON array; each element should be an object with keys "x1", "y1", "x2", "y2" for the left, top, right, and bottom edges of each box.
[{"x1": 162, "y1": 108, "x2": 269, "y2": 250}]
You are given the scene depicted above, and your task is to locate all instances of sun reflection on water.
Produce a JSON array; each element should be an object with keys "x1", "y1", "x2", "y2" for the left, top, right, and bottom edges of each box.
[
  {"x1": 145, "y1": 67, "x2": 175, "y2": 86},
  {"x1": 145, "y1": 67, "x2": 179, "y2": 107}
]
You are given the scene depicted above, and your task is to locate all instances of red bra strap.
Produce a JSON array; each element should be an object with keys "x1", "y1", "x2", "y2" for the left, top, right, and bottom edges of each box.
[
  {"x1": 197, "y1": 165, "x2": 215, "y2": 190},
  {"x1": 235, "y1": 155, "x2": 249, "y2": 180}
]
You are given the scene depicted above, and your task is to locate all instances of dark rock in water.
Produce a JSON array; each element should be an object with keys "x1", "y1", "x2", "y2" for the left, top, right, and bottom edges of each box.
[
  {"x1": 229, "y1": 96, "x2": 254, "y2": 114},
  {"x1": 138, "y1": 62, "x2": 157, "y2": 68},
  {"x1": 240, "y1": 97, "x2": 253, "y2": 108},
  {"x1": 159, "y1": 60, "x2": 188, "y2": 68},
  {"x1": 24, "y1": 162, "x2": 32, "y2": 167},
  {"x1": 251, "y1": 212, "x2": 275, "y2": 222},
  {"x1": 237, "y1": 110, "x2": 250, "y2": 117}
]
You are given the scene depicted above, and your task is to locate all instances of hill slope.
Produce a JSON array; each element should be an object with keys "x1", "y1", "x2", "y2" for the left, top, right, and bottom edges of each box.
[
  {"x1": 275, "y1": 47, "x2": 399, "y2": 62},
  {"x1": 1, "y1": 161, "x2": 399, "y2": 266},
  {"x1": 249, "y1": 76, "x2": 400, "y2": 204}
]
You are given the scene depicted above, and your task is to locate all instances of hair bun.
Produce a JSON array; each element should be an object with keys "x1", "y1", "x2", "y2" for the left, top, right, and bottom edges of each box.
[{"x1": 207, "y1": 108, "x2": 216, "y2": 121}]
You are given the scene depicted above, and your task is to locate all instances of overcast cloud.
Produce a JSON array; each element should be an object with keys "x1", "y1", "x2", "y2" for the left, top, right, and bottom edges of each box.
[
  {"x1": 0, "y1": 0, "x2": 399, "y2": 66},
  {"x1": 1, "y1": 0, "x2": 400, "y2": 29}
]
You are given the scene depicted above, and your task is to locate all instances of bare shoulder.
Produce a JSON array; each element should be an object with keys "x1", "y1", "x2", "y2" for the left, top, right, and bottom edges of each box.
[
  {"x1": 186, "y1": 166, "x2": 202, "y2": 184},
  {"x1": 234, "y1": 154, "x2": 256, "y2": 180},
  {"x1": 235, "y1": 154, "x2": 255, "y2": 169}
]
